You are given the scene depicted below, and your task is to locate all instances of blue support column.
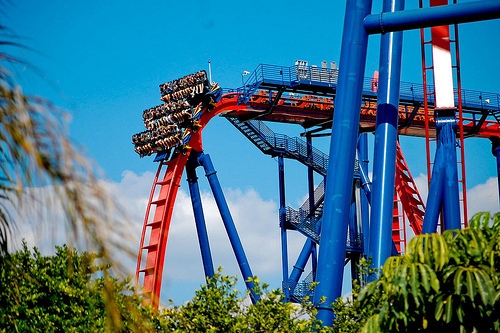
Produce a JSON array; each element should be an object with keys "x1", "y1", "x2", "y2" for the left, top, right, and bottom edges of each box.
[
  {"x1": 198, "y1": 152, "x2": 259, "y2": 303},
  {"x1": 358, "y1": 162, "x2": 372, "y2": 204},
  {"x1": 440, "y1": 120, "x2": 461, "y2": 230},
  {"x1": 349, "y1": 199, "x2": 362, "y2": 282},
  {"x1": 306, "y1": 135, "x2": 318, "y2": 283},
  {"x1": 278, "y1": 155, "x2": 290, "y2": 300},
  {"x1": 368, "y1": 0, "x2": 405, "y2": 270},
  {"x1": 307, "y1": 134, "x2": 315, "y2": 215},
  {"x1": 490, "y1": 136, "x2": 500, "y2": 202},
  {"x1": 422, "y1": 112, "x2": 461, "y2": 232},
  {"x1": 311, "y1": 243, "x2": 318, "y2": 281},
  {"x1": 313, "y1": 0, "x2": 373, "y2": 325},
  {"x1": 349, "y1": 201, "x2": 358, "y2": 251},
  {"x1": 357, "y1": 134, "x2": 371, "y2": 253},
  {"x1": 186, "y1": 161, "x2": 215, "y2": 278}
]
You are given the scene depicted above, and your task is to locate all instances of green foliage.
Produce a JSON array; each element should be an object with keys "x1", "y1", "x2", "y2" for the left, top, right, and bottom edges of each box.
[
  {"x1": 155, "y1": 267, "x2": 328, "y2": 332},
  {"x1": 1, "y1": 246, "x2": 346, "y2": 333},
  {"x1": 0, "y1": 242, "x2": 157, "y2": 332},
  {"x1": 9, "y1": 213, "x2": 499, "y2": 333},
  {"x1": 359, "y1": 212, "x2": 500, "y2": 332},
  {"x1": 331, "y1": 257, "x2": 385, "y2": 333}
]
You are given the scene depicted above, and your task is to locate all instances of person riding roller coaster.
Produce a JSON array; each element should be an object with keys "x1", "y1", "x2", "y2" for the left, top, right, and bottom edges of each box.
[
  {"x1": 132, "y1": 70, "x2": 223, "y2": 161},
  {"x1": 159, "y1": 70, "x2": 208, "y2": 99}
]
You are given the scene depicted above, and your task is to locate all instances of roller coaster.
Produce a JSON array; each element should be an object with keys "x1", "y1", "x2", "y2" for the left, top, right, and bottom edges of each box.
[{"x1": 132, "y1": 0, "x2": 500, "y2": 326}]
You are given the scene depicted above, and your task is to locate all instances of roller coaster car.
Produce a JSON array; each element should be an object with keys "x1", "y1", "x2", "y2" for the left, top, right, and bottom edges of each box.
[{"x1": 188, "y1": 83, "x2": 222, "y2": 110}]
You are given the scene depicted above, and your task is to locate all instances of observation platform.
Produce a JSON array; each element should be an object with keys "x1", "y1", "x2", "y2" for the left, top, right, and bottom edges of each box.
[{"x1": 220, "y1": 63, "x2": 500, "y2": 139}]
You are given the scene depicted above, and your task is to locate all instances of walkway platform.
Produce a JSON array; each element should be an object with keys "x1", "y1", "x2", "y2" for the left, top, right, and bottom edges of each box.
[{"x1": 221, "y1": 63, "x2": 500, "y2": 139}]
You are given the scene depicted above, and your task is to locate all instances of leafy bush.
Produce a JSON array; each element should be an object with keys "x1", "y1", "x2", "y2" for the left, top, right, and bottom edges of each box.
[
  {"x1": 359, "y1": 212, "x2": 500, "y2": 332},
  {"x1": 0, "y1": 242, "x2": 157, "y2": 332},
  {"x1": 156, "y1": 269, "x2": 329, "y2": 332}
]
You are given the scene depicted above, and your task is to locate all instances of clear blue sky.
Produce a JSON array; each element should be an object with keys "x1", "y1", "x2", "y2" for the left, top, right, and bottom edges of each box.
[{"x1": 4, "y1": 1, "x2": 500, "y2": 304}]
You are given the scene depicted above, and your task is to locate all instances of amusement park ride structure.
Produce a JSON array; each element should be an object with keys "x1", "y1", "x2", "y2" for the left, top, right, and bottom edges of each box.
[{"x1": 132, "y1": 0, "x2": 500, "y2": 326}]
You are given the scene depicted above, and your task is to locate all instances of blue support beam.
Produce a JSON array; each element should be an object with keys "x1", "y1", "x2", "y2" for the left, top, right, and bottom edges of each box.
[
  {"x1": 364, "y1": 0, "x2": 500, "y2": 34},
  {"x1": 368, "y1": 0, "x2": 404, "y2": 271},
  {"x1": 349, "y1": 201, "x2": 358, "y2": 251},
  {"x1": 490, "y1": 137, "x2": 500, "y2": 203},
  {"x1": 313, "y1": 0, "x2": 373, "y2": 325},
  {"x1": 441, "y1": 121, "x2": 461, "y2": 231},
  {"x1": 289, "y1": 238, "x2": 315, "y2": 291},
  {"x1": 311, "y1": 243, "x2": 318, "y2": 281},
  {"x1": 349, "y1": 199, "x2": 362, "y2": 283},
  {"x1": 198, "y1": 152, "x2": 259, "y2": 303},
  {"x1": 358, "y1": 158, "x2": 373, "y2": 204},
  {"x1": 306, "y1": 135, "x2": 318, "y2": 283},
  {"x1": 278, "y1": 155, "x2": 290, "y2": 300},
  {"x1": 421, "y1": 149, "x2": 445, "y2": 233},
  {"x1": 422, "y1": 111, "x2": 461, "y2": 232},
  {"x1": 307, "y1": 135, "x2": 315, "y2": 215},
  {"x1": 186, "y1": 161, "x2": 215, "y2": 278},
  {"x1": 357, "y1": 134, "x2": 371, "y2": 254}
]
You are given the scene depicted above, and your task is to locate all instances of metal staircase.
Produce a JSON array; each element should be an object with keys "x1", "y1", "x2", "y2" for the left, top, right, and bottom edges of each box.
[
  {"x1": 225, "y1": 118, "x2": 275, "y2": 154},
  {"x1": 225, "y1": 116, "x2": 366, "y2": 248},
  {"x1": 291, "y1": 271, "x2": 315, "y2": 302},
  {"x1": 225, "y1": 117, "x2": 329, "y2": 174},
  {"x1": 285, "y1": 180, "x2": 325, "y2": 243}
]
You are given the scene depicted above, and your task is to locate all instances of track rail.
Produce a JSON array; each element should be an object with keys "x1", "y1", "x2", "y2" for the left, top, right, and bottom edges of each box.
[
  {"x1": 136, "y1": 154, "x2": 188, "y2": 307},
  {"x1": 135, "y1": 94, "x2": 240, "y2": 307}
]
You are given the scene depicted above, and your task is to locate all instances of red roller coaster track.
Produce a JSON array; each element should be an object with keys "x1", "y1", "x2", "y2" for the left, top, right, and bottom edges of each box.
[{"x1": 135, "y1": 94, "x2": 240, "y2": 307}]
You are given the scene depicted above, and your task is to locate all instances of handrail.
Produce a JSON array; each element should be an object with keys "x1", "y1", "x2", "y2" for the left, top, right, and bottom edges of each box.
[
  {"x1": 240, "y1": 63, "x2": 500, "y2": 113},
  {"x1": 239, "y1": 119, "x2": 330, "y2": 174}
]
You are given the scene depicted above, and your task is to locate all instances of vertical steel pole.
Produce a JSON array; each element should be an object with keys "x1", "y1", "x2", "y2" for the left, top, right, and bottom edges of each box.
[
  {"x1": 357, "y1": 134, "x2": 371, "y2": 253},
  {"x1": 306, "y1": 135, "x2": 318, "y2": 283},
  {"x1": 490, "y1": 136, "x2": 500, "y2": 202},
  {"x1": 369, "y1": 0, "x2": 405, "y2": 270},
  {"x1": 313, "y1": 0, "x2": 372, "y2": 325},
  {"x1": 278, "y1": 155, "x2": 290, "y2": 300},
  {"x1": 198, "y1": 152, "x2": 259, "y2": 303},
  {"x1": 349, "y1": 199, "x2": 361, "y2": 282},
  {"x1": 311, "y1": 243, "x2": 318, "y2": 281},
  {"x1": 422, "y1": 114, "x2": 461, "y2": 232},
  {"x1": 307, "y1": 135, "x2": 315, "y2": 214},
  {"x1": 186, "y1": 162, "x2": 215, "y2": 278},
  {"x1": 349, "y1": 201, "x2": 358, "y2": 251},
  {"x1": 440, "y1": 119, "x2": 461, "y2": 230}
]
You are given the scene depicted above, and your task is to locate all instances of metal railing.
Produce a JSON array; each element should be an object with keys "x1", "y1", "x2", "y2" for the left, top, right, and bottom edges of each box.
[
  {"x1": 291, "y1": 271, "x2": 315, "y2": 301},
  {"x1": 286, "y1": 207, "x2": 321, "y2": 242},
  {"x1": 299, "y1": 179, "x2": 326, "y2": 217},
  {"x1": 239, "y1": 63, "x2": 500, "y2": 113},
  {"x1": 237, "y1": 119, "x2": 331, "y2": 174}
]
